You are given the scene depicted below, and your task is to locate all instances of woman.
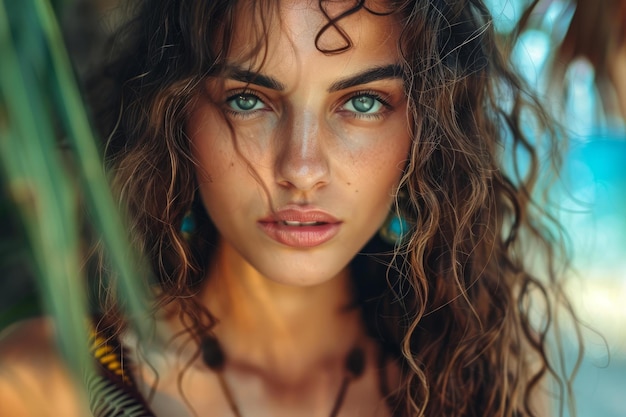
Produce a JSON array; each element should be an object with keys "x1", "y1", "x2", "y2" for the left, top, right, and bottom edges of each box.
[{"x1": 0, "y1": 1, "x2": 578, "y2": 416}]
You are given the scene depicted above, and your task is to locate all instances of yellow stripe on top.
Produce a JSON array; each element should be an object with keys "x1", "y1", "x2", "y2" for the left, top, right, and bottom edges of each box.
[{"x1": 89, "y1": 327, "x2": 132, "y2": 386}]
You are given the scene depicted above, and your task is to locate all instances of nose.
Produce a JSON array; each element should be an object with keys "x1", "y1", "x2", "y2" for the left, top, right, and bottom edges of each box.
[{"x1": 275, "y1": 110, "x2": 330, "y2": 192}]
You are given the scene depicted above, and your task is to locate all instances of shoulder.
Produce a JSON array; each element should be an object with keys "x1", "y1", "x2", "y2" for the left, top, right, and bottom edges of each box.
[{"x1": 0, "y1": 317, "x2": 89, "y2": 417}]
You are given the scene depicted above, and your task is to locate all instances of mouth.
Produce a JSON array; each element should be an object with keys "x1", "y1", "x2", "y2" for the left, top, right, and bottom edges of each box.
[
  {"x1": 280, "y1": 220, "x2": 328, "y2": 227},
  {"x1": 258, "y1": 207, "x2": 342, "y2": 248}
]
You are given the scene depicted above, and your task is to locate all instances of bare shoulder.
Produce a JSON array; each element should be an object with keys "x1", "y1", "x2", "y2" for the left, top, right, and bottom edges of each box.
[{"x1": 0, "y1": 317, "x2": 89, "y2": 417}]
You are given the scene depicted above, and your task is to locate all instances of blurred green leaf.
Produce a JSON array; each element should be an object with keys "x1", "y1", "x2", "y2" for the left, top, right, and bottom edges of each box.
[
  {"x1": 0, "y1": 0, "x2": 151, "y2": 377},
  {"x1": 0, "y1": 0, "x2": 89, "y2": 374}
]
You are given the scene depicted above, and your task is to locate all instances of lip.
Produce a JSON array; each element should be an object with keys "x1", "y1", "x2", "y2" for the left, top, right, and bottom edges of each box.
[{"x1": 257, "y1": 207, "x2": 342, "y2": 248}]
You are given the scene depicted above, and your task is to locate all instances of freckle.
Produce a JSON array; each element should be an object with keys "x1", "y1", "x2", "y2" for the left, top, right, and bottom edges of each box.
[
  {"x1": 230, "y1": 162, "x2": 234, "y2": 167},
  {"x1": 347, "y1": 182, "x2": 352, "y2": 186}
]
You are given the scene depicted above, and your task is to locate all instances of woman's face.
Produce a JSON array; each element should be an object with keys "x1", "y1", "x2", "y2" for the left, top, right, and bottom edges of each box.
[{"x1": 187, "y1": 1, "x2": 411, "y2": 286}]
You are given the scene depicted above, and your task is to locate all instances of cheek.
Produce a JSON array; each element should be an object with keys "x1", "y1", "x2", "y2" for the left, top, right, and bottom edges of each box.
[
  {"x1": 386, "y1": 120, "x2": 412, "y2": 176},
  {"x1": 187, "y1": 107, "x2": 238, "y2": 183},
  {"x1": 187, "y1": 110, "x2": 271, "y2": 219},
  {"x1": 359, "y1": 130, "x2": 411, "y2": 188},
  {"x1": 347, "y1": 140, "x2": 410, "y2": 235},
  {"x1": 192, "y1": 124, "x2": 277, "y2": 183}
]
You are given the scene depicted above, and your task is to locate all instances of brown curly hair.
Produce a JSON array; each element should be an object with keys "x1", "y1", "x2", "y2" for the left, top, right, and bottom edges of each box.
[{"x1": 90, "y1": 1, "x2": 580, "y2": 416}]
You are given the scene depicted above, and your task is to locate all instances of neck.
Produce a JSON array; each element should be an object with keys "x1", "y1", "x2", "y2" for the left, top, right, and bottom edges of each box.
[{"x1": 194, "y1": 241, "x2": 365, "y2": 377}]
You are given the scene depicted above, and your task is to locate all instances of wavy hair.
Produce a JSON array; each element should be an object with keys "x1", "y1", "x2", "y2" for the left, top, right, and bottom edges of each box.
[{"x1": 90, "y1": 1, "x2": 579, "y2": 416}]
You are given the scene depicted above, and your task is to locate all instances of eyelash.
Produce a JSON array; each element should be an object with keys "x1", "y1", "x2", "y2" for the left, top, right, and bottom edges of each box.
[{"x1": 223, "y1": 89, "x2": 393, "y2": 120}]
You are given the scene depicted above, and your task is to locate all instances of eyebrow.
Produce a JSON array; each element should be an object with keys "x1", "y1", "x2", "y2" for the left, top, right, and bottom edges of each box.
[
  {"x1": 224, "y1": 63, "x2": 403, "y2": 92},
  {"x1": 328, "y1": 64, "x2": 404, "y2": 92},
  {"x1": 226, "y1": 66, "x2": 286, "y2": 91}
]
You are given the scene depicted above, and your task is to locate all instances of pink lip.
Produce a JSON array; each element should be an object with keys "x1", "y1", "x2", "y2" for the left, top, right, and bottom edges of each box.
[{"x1": 258, "y1": 207, "x2": 342, "y2": 248}]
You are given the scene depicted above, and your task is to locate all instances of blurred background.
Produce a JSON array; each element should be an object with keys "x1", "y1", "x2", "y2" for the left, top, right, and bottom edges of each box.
[
  {"x1": 487, "y1": 0, "x2": 626, "y2": 416},
  {"x1": 1, "y1": 0, "x2": 625, "y2": 416}
]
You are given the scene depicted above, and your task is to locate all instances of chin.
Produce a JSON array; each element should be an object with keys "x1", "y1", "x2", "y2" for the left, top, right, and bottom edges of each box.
[{"x1": 250, "y1": 251, "x2": 353, "y2": 288}]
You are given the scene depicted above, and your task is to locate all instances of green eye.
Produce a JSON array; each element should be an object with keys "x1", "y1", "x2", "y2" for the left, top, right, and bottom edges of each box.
[
  {"x1": 352, "y1": 96, "x2": 375, "y2": 112},
  {"x1": 343, "y1": 94, "x2": 384, "y2": 114},
  {"x1": 227, "y1": 93, "x2": 266, "y2": 112}
]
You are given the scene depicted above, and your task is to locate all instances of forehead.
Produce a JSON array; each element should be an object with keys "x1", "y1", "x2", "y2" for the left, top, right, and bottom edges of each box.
[{"x1": 226, "y1": 0, "x2": 400, "y2": 70}]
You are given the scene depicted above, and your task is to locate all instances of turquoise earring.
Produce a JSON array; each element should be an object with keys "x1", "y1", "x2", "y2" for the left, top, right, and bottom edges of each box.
[
  {"x1": 180, "y1": 210, "x2": 196, "y2": 238},
  {"x1": 379, "y1": 210, "x2": 410, "y2": 246}
]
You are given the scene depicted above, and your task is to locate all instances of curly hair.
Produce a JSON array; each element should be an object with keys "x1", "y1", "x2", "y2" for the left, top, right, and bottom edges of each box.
[{"x1": 90, "y1": 1, "x2": 579, "y2": 416}]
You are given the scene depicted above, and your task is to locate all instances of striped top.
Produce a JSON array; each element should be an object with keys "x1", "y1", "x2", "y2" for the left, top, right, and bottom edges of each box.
[{"x1": 88, "y1": 325, "x2": 155, "y2": 417}]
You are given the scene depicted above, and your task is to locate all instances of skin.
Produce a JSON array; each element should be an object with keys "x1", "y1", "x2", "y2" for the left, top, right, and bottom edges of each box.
[
  {"x1": 0, "y1": 2, "x2": 410, "y2": 417},
  {"x1": 0, "y1": 319, "x2": 90, "y2": 417},
  {"x1": 188, "y1": 1, "x2": 411, "y2": 287}
]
